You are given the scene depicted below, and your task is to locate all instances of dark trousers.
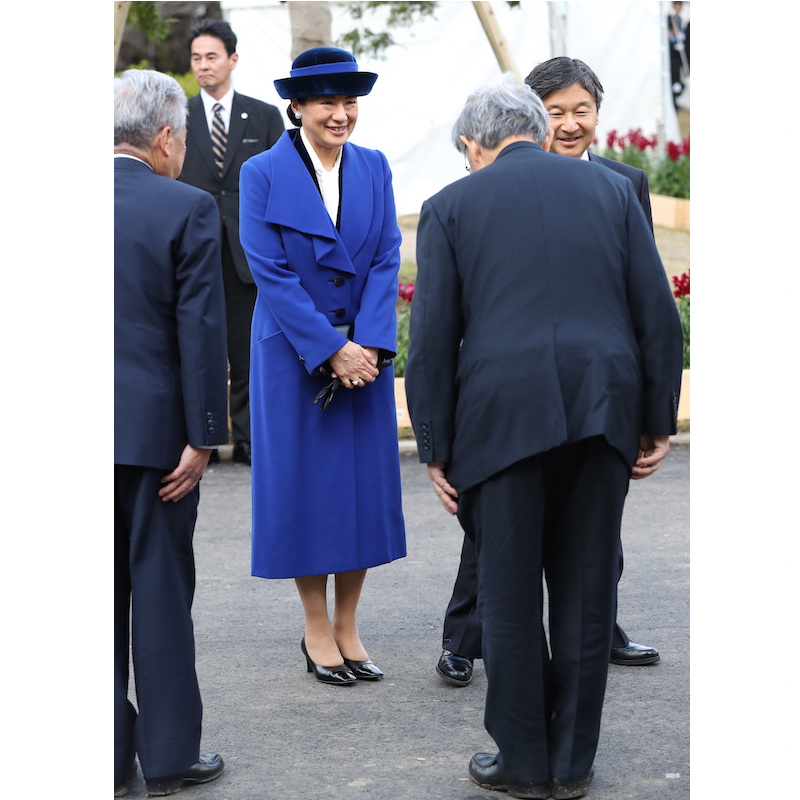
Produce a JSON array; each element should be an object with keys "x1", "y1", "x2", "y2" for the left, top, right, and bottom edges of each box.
[
  {"x1": 221, "y1": 231, "x2": 257, "y2": 447},
  {"x1": 443, "y1": 529, "x2": 629, "y2": 657},
  {"x1": 457, "y1": 438, "x2": 630, "y2": 783},
  {"x1": 114, "y1": 465, "x2": 203, "y2": 782}
]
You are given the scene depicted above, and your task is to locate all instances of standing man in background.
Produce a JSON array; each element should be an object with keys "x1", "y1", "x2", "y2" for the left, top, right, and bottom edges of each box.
[
  {"x1": 179, "y1": 18, "x2": 285, "y2": 465},
  {"x1": 435, "y1": 57, "x2": 661, "y2": 690},
  {"x1": 115, "y1": 68, "x2": 229, "y2": 797}
]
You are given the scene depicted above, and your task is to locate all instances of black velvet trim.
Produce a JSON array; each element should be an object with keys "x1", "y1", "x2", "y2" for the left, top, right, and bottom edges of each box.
[{"x1": 290, "y1": 129, "x2": 344, "y2": 230}]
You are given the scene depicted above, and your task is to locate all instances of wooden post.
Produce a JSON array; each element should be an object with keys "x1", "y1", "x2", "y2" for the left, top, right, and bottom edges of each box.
[
  {"x1": 114, "y1": 1, "x2": 132, "y2": 71},
  {"x1": 472, "y1": 1, "x2": 522, "y2": 81}
]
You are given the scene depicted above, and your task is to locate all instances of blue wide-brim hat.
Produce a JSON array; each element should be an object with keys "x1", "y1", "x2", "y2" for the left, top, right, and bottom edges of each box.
[{"x1": 274, "y1": 47, "x2": 378, "y2": 99}]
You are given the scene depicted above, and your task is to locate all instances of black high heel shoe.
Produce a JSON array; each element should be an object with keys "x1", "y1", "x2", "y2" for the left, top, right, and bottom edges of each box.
[
  {"x1": 301, "y1": 638, "x2": 357, "y2": 686},
  {"x1": 342, "y1": 657, "x2": 384, "y2": 680}
]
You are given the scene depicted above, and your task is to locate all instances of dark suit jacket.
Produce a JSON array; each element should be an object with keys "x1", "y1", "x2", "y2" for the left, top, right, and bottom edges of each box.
[
  {"x1": 588, "y1": 151, "x2": 653, "y2": 231},
  {"x1": 405, "y1": 141, "x2": 683, "y2": 494},
  {"x1": 114, "y1": 157, "x2": 229, "y2": 470},
  {"x1": 178, "y1": 92, "x2": 285, "y2": 283}
]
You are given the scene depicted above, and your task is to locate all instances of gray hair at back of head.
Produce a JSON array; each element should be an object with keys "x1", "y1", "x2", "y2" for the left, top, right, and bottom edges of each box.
[
  {"x1": 114, "y1": 69, "x2": 187, "y2": 150},
  {"x1": 451, "y1": 73, "x2": 550, "y2": 154}
]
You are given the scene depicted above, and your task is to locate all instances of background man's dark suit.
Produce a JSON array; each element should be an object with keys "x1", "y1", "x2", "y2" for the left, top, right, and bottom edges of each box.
[
  {"x1": 178, "y1": 92, "x2": 284, "y2": 455},
  {"x1": 441, "y1": 150, "x2": 656, "y2": 662},
  {"x1": 115, "y1": 157, "x2": 229, "y2": 783},
  {"x1": 406, "y1": 140, "x2": 682, "y2": 784}
]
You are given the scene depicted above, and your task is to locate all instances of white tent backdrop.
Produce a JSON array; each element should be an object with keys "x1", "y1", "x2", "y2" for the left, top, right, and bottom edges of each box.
[{"x1": 221, "y1": 0, "x2": 683, "y2": 215}]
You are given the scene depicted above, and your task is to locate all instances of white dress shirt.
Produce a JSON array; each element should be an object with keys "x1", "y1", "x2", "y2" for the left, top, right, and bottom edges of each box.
[
  {"x1": 300, "y1": 126, "x2": 342, "y2": 224},
  {"x1": 199, "y1": 87, "x2": 235, "y2": 134}
]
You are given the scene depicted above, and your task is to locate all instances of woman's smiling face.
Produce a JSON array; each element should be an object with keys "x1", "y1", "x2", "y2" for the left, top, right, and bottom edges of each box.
[{"x1": 293, "y1": 96, "x2": 359, "y2": 161}]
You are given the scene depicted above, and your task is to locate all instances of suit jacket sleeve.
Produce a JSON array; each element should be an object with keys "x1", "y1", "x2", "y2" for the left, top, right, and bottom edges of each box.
[
  {"x1": 622, "y1": 181, "x2": 683, "y2": 434},
  {"x1": 176, "y1": 191, "x2": 230, "y2": 447},
  {"x1": 633, "y1": 169, "x2": 654, "y2": 232},
  {"x1": 405, "y1": 198, "x2": 464, "y2": 464}
]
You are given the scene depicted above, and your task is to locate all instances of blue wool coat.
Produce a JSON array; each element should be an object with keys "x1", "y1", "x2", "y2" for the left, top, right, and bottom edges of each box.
[{"x1": 239, "y1": 130, "x2": 406, "y2": 578}]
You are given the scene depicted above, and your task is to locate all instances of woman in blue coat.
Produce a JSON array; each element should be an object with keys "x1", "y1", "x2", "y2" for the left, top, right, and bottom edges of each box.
[{"x1": 239, "y1": 48, "x2": 406, "y2": 686}]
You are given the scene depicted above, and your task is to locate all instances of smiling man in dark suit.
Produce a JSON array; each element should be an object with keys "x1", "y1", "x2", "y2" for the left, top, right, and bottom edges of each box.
[
  {"x1": 114, "y1": 68, "x2": 229, "y2": 797},
  {"x1": 405, "y1": 76, "x2": 683, "y2": 798},
  {"x1": 178, "y1": 19, "x2": 285, "y2": 465},
  {"x1": 435, "y1": 58, "x2": 662, "y2": 690}
]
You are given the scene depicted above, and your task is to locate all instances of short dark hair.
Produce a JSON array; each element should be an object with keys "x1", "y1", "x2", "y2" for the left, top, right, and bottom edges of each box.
[
  {"x1": 524, "y1": 57, "x2": 604, "y2": 111},
  {"x1": 188, "y1": 19, "x2": 237, "y2": 56}
]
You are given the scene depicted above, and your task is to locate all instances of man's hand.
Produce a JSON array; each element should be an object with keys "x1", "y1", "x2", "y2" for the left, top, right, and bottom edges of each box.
[
  {"x1": 631, "y1": 434, "x2": 671, "y2": 480},
  {"x1": 427, "y1": 462, "x2": 459, "y2": 515},
  {"x1": 159, "y1": 445, "x2": 212, "y2": 502}
]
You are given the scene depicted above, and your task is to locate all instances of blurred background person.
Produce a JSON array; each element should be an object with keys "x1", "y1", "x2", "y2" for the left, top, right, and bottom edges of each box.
[
  {"x1": 667, "y1": 1, "x2": 689, "y2": 108},
  {"x1": 178, "y1": 18, "x2": 285, "y2": 466}
]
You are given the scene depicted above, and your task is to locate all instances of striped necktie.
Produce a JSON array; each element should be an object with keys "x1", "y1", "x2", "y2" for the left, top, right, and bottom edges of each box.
[{"x1": 211, "y1": 102, "x2": 227, "y2": 178}]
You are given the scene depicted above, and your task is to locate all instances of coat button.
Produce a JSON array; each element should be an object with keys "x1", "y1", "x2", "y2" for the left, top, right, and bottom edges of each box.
[
  {"x1": 333, "y1": 275, "x2": 345, "y2": 287},
  {"x1": 335, "y1": 307, "x2": 346, "y2": 318}
]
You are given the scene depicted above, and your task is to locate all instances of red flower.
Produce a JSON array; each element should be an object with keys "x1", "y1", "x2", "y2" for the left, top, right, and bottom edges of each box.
[
  {"x1": 672, "y1": 270, "x2": 690, "y2": 298},
  {"x1": 606, "y1": 129, "x2": 618, "y2": 149},
  {"x1": 666, "y1": 141, "x2": 682, "y2": 161},
  {"x1": 398, "y1": 282, "x2": 415, "y2": 302},
  {"x1": 628, "y1": 128, "x2": 654, "y2": 152}
]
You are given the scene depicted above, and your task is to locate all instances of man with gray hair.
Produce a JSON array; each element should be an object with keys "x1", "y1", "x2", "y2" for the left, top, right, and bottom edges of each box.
[
  {"x1": 115, "y1": 68, "x2": 228, "y2": 797},
  {"x1": 406, "y1": 76, "x2": 682, "y2": 799}
]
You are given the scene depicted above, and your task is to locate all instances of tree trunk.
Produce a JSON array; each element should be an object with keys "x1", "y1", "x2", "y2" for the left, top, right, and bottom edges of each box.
[
  {"x1": 472, "y1": 1, "x2": 521, "y2": 81},
  {"x1": 115, "y1": 1, "x2": 133, "y2": 70},
  {"x1": 287, "y1": 1, "x2": 333, "y2": 61}
]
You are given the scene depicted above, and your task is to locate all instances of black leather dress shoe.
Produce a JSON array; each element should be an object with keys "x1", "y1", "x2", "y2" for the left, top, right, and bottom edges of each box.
[
  {"x1": 469, "y1": 753, "x2": 551, "y2": 799},
  {"x1": 232, "y1": 441, "x2": 251, "y2": 465},
  {"x1": 145, "y1": 753, "x2": 224, "y2": 796},
  {"x1": 610, "y1": 641, "x2": 660, "y2": 665},
  {"x1": 343, "y1": 656, "x2": 384, "y2": 680},
  {"x1": 436, "y1": 650, "x2": 474, "y2": 686},
  {"x1": 552, "y1": 767, "x2": 595, "y2": 799}
]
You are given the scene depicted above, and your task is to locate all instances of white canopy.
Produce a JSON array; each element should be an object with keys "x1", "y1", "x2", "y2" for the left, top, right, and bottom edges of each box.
[{"x1": 222, "y1": 0, "x2": 685, "y2": 215}]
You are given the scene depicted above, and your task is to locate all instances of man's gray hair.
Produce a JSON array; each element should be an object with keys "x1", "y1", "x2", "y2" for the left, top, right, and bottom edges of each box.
[
  {"x1": 114, "y1": 69, "x2": 187, "y2": 150},
  {"x1": 451, "y1": 74, "x2": 550, "y2": 154}
]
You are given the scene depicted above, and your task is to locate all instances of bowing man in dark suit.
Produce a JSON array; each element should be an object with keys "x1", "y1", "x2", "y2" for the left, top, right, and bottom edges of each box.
[
  {"x1": 436, "y1": 58, "x2": 660, "y2": 690},
  {"x1": 178, "y1": 19, "x2": 285, "y2": 465},
  {"x1": 114, "y1": 69, "x2": 229, "y2": 797},
  {"x1": 405, "y1": 77, "x2": 683, "y2": 798}
]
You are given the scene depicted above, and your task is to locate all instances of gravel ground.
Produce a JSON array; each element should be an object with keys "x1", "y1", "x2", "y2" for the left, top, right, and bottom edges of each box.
[{"x1": 115, "y1": 444, "x2": 689, "y2": 800}]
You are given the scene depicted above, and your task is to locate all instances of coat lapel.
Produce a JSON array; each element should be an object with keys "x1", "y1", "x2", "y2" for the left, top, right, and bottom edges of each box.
[
  {"x1": 222, "y1": 93, "x2": 247, "y2": 179},
  {"x1": 186, "y1": 95, "x2": 218, "y2": 176},
  {"x1": 338, "y1": 146, "x2": 373, "y2": 262},
  {"x1": 264, "y1": 133, "x2": 358, "y2": 274}
]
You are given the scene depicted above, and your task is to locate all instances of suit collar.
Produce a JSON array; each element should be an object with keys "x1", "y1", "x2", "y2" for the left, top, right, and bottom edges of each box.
[
  {"x1": 495, "y1": 139, "x2": 544, "y2": 161},
  {"x1": 114, "y1": 156, "x2": 155, "y2": 173}
]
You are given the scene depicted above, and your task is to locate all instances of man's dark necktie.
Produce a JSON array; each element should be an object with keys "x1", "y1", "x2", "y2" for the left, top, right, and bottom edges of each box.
[{"x1": 211, "y1": 102, "x2": 227, "y2": 178}]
